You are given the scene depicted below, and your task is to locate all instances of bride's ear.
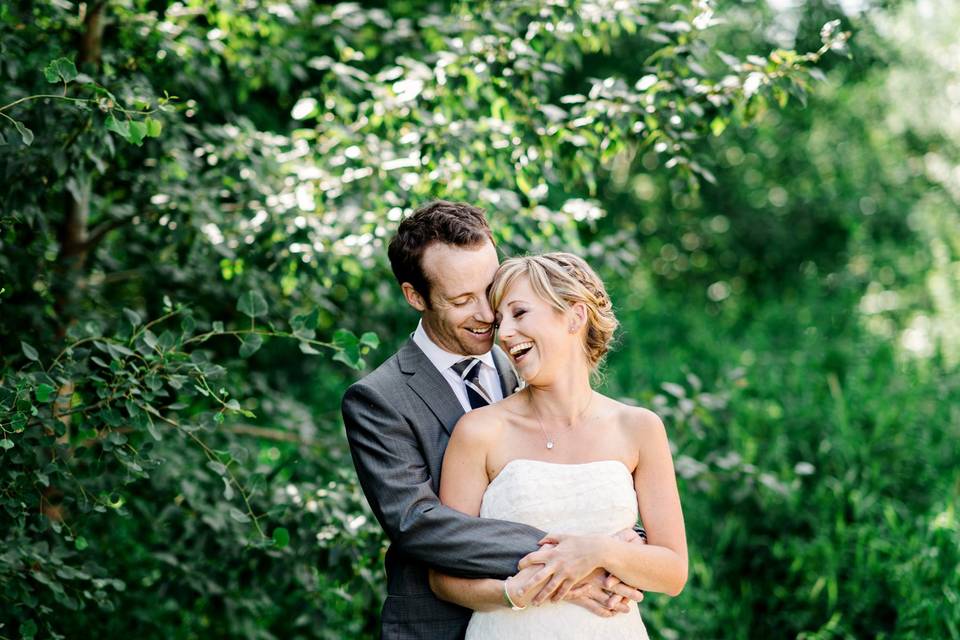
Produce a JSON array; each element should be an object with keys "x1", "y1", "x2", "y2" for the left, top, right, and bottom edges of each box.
[{"x1": 568, "y1": 303, "x2": 587, "y2": 333}]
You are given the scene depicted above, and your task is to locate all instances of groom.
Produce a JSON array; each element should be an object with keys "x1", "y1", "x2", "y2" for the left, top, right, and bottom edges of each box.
[{"x1": 342, "y1": 201, "x2": 640, "y2": 640}]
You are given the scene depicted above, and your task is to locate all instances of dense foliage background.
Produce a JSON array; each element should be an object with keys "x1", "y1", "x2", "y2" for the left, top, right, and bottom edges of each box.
[{"x1": 2, "y1": 0, "x2": 958, "y2": 638}]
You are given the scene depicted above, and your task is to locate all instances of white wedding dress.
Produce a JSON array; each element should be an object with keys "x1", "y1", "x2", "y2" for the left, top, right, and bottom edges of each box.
[{"x1": 465, "y1": 459, "x2": 650, "y2": 640}]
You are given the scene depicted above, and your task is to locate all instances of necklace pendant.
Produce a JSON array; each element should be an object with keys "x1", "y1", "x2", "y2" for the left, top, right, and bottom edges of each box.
[{"x1": 546, "y1": 440, "x2": 555, "y2": 450}]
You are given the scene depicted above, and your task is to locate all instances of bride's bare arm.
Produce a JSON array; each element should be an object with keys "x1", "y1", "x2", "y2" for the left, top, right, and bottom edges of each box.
[
  {"x1": 429, "y1": 565, "x2": 548, "y2": 612},
  {"x1": 429, "y1": 563, "x2": 638, "y2": 615},
  {"x1": 429, "y1": 410, "x2": 508, "y2": 611},
  {"x1": 520, "y1": 409, "x2": 688, "y2": 602},
  {"x1": 599, "y1": 409, "x2": 687, "y2": 593}
]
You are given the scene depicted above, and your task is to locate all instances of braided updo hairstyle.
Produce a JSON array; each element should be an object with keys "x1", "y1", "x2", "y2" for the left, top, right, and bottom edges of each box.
[{"x1": 489, "y1": 252, "x2": 618, "y2": 371}]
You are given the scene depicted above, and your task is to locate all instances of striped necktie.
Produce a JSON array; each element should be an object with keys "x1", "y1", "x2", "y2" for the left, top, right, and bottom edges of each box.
[{"x1": 451, "y1": 358, "x2": 492, "y2": 410}]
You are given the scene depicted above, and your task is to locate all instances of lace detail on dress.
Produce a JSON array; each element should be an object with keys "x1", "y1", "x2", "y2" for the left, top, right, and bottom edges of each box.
[{"x1": 465, "y1": 459, "x2": 649, "y2": 640}]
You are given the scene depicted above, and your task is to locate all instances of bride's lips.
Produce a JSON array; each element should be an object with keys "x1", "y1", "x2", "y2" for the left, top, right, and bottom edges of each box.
[{"x1": 507, "y1": 341, "x2": 535, "y2": 364}]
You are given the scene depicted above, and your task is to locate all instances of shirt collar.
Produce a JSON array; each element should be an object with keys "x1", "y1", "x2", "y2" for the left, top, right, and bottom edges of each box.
[{"x1": 413, "y1": 320, "x2": 497, "y2": 373}]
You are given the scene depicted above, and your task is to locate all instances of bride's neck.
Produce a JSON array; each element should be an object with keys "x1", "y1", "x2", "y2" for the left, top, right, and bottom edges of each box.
[{"x1": 525, "y1": 369, "x2": 594, "y2": 425}]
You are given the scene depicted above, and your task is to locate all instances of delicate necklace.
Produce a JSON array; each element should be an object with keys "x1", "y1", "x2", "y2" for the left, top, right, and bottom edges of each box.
[{"x1": 527, "y1": 388, "x2": 594, "y2": 450}]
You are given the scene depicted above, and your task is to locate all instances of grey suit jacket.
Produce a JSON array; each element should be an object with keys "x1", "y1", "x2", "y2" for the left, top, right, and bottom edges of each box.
[{"x1": 342, "y1": 338, "x2": 544, "y2": 640}]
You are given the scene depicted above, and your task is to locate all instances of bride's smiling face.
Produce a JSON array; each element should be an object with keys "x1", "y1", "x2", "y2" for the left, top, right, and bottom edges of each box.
[{"x1": 495, "y1": 275, "x2": 586, "y2": 383}]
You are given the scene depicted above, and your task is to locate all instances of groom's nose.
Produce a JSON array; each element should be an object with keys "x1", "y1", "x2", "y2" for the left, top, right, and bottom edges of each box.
[{"x1": 474, "y1": 297, "x2": 495, "y2": 324}]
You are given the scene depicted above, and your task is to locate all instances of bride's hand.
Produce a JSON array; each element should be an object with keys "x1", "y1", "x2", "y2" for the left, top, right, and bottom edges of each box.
[
  {"x1": 565, "y1": 568, "x2": 637, "y2": 617},
  {"x1": 504, "y1": 563, "x2": 551, "y2": 609},
  {"x1": 519, "y1": 533, "x2": 608, "y2": 605}
]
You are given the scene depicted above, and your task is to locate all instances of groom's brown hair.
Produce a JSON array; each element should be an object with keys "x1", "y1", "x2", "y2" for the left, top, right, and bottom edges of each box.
[{"x1": 388, "y1": 200, "x2": 494, "y2": 307}]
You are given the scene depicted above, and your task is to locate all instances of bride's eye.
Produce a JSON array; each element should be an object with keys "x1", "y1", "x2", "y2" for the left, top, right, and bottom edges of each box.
[{"x1": 513, "y1": 309, "x2": 526, "y2": 319}]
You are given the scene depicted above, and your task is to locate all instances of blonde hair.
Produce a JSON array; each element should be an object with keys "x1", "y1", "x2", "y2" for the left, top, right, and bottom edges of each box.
[{"x1": 489, "y1": 252, "x2": 618, "y2": 370}]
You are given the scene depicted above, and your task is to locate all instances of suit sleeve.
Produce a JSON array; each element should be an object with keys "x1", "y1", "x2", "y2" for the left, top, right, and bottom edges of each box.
[{"x1": 342, "y1": 380, "x2": 543, "y2": 579}]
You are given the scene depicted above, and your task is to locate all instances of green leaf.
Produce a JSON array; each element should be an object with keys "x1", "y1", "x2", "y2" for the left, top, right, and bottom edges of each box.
[
  {"x1": 146, "y1": 417, "x2": 162, "y2": 441},
  {"x1": 291, "y1": 309, "x2": 318, "y2": 339},
  {"x1": 123, "y1": 308, "x2": 142, "y2": 327},
  {"x1": 237, "y1": 291, "x2": 268, "y2": 318},
  {"x1": 20, "y1": 619, "x2": 38, "y2": 640},
  {"x1": 222, "y1": 476, "x2": 234, "y2": 500},
  {"x1": 181, "y1": 314, "x2": 196, "y2": 335},
  {"x1": 128, "y1": 120, "x2": 147, "y2": 146},
  {"x1": 516, "y1": 172, "x2": 532, "y2": 195},
  {"x1": 239, "y1": 333, "x2": 263, "y2": 357},
  {"x1": 74, "y1": 536, "x2": 88, "y2": 551},
  {"x1": 213, "y1": 321, "x2": 225, "y2": 333},
  {"x1": 333, "y1": 328, "x2": 362, "y2": 368},
  {"x1": 21, "y1": 341, "x2": 39, "y2": 361},
  {"x1": 44, "y1": 57, "x2": 78, "y2": 83},
  {"x1": 0, "y1": 439, "x2": 14, "y2": 450},
  {"x1": 229, "y1": 507, "x2": 251, "y2": 523},
  {"x1": 107, "y1": 342, "x2": 135, "y2": 358},
  {"x1": 333, "y1": 328, "x2": 359, "y2": 349},
  {"x1": 272, "y1": 527, "x2": 290, "y2": 548},
  {"x1": 710, "y1": 116, "x2": 727, "y2": 137},
  {"x1": 14, "y1": 120, "x2": 34, "y2": 146},
  {"x1": 359, "y1": 331, "x2": 380, "y2": 349},
  {"x1": 299, "y1": 341, "x2": 321, "y2": 355},
  {"x1": 105, "y1": 113, "x2": 130, "y2": 139},
  {"x1": 36, "y1": 383, "x2": 56, "y2": 403},
  {"x1": 333, "y1": 348, "x2": 364, "y2": 370},
  {"x1": 145, "y1": 117, "x2": 163, "y2": 137},
  {"x1": 662, "y1": 382, "x2": 686, "y2": 398},
  {"x1": 157, "y1": 330, "x2": 177, "y2": 350},
  {"x1": 143, "y1": 330, "x2": 159, "y2": 350},
  {"x1": 207, "y1": 461, "x2": 228, "y2": 475}
]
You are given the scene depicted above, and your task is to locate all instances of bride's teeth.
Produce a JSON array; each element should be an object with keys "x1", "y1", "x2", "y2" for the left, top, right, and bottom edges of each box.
[{"x1": 509, "y1": 342, "x2": 533, "y2": 356}]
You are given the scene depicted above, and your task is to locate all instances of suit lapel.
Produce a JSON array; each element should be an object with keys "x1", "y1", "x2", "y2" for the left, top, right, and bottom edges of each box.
[
  {"x1": 398, "y1": 339, "x2": 465, "y2": 435},
  {"x1": 492, "y1": 345, "x2": 522, "y2": 397}
]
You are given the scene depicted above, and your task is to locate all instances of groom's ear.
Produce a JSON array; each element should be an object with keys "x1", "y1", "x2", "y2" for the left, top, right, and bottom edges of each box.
[{"x1": 401, "y1": 282, "x2": 428, "y2": 312}]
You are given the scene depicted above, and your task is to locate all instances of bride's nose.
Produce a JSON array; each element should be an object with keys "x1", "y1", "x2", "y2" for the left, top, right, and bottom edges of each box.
[{"x1": 497, "y1": 315, "x2": 515, "y2": 339}]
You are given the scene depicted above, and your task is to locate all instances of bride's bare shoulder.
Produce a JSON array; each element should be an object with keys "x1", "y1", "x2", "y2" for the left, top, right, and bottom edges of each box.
[
  {"x1": 449, "y1": 402, "x2": 511, "y2": 446},
  {"x1": 605, "y1": 397, "x2": 667, "y2": 437}
]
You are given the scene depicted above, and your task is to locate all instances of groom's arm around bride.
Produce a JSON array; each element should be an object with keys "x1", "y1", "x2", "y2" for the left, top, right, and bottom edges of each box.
[{"x1": 343, "y1": 375, "x2": 542, "y2": 579}]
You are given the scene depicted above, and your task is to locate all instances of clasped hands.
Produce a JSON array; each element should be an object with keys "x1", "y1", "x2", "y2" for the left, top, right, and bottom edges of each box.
[{"x1": 504, "y1": 527, "x2": 645, "y2": 617}]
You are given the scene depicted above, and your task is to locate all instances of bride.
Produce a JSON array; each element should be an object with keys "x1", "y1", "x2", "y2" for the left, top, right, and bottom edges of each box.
[{"x1": 428, "y1": 253, "x2": 687, "y2": 639}]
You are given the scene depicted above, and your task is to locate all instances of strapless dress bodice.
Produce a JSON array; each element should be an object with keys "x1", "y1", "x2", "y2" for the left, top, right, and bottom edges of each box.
[{"x1": 465, "y1": 459, "x2": 649, "y2": 640}]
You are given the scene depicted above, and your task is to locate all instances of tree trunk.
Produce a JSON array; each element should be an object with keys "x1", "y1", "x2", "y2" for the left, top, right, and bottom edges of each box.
[{"x1": 50, "y1": 2, "x2": 107, "y2": 460}]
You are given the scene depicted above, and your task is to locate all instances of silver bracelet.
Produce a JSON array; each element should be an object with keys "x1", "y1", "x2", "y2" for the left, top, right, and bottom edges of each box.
[{"x1": 503, "y1": 579, "x2": 527, "y2": 611}]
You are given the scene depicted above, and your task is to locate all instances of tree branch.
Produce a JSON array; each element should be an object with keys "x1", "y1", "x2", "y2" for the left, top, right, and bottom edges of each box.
[{"x1": 85, "y1": 214, "x2": 137, "y2": 251}]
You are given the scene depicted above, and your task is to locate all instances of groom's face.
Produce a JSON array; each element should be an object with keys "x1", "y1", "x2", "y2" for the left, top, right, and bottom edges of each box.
[{"x1": 409, "y1": 240, "x2": 499, "y2": 356}]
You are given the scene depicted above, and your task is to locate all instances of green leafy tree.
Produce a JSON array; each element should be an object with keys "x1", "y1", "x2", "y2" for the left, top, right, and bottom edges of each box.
[{"x1": 1, "y1": 1, "x2": 850, "y2": 638}]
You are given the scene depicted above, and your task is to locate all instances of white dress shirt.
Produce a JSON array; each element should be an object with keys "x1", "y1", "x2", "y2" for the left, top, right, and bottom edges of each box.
[{"x1": 413, "y1": 321, "x2": 504, "y2": 412}]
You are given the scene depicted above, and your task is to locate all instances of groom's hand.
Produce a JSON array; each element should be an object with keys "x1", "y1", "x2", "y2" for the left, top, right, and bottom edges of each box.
[
  {"x1": 520, "y1": 536, "x2": 602, "y2": 604},
  {"x1": 566, "y1": 568, "x2": 639, "y2": 617},
  {"x1": 521, "y1": 527, "x2": 648, "y2": 606}
]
